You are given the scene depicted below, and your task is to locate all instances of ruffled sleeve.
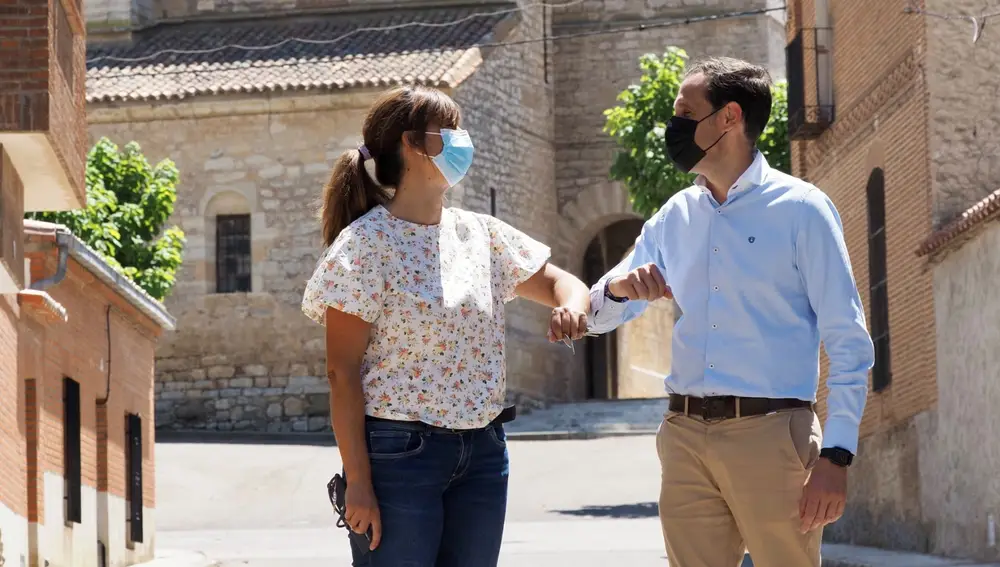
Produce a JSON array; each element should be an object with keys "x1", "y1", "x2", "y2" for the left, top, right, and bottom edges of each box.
[
  {"x1": 487, "y1": 216, "x2": 552, "y2": 303},
  {"x1": 302, "y1": 227, "x2": 386, "y2": 325}
]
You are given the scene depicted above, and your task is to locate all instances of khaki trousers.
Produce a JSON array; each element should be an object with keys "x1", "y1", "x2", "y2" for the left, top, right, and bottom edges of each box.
[{"x1": 656, "y1": 407, "x2": 823, "y2": 567}]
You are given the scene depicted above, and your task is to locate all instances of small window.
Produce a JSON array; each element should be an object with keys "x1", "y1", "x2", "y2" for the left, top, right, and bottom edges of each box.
[
  {"x1": 489, "y1": 188, "x2": 497, "y2": 217},
  {"x1": 63, "y1": 377, "x2": 82, "y2": 524},
  {"x1": 865, "y1": 168, "x2": 891, "y2": 392},
  {"x1": 216, "y1": 214, "x2": 252, "y2": 293},
  {"x1": 126, "y1": 413, "x2": 144, "y2": 544}
]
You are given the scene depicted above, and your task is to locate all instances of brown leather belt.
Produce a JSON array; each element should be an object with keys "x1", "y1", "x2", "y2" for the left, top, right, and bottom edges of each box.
[{"x1": 668, "y1": 394, "x2": 813, "y2": 421}]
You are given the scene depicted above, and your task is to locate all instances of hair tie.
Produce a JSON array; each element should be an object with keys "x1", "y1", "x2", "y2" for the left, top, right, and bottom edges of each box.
[{"x1": 358, "y1": 145, "x2": 372, "y2": 162}]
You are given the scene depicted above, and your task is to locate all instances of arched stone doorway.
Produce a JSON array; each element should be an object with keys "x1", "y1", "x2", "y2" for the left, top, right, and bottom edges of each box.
[
  {"x1": 582, "y1": 219, "x2": 676, "y2": 400},
  {"x1": 582, "y1": 218, "x2": 644, "y2": 399}
]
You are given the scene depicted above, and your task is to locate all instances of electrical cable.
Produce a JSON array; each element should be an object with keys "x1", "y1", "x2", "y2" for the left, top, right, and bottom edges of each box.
[
  {"x1": 87, "y1": 5, "x2": 786, "y2": 78},
  {"x1": 87, "y1": 0, "x2": 588, "y2": 65}
]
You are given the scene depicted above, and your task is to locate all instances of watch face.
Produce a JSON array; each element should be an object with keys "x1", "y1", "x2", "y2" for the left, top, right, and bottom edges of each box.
[{"x1": 822, "y1": 448, "x2": 853, "y2": 466}]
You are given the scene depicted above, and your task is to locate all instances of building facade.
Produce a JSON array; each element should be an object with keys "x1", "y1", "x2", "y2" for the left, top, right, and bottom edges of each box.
[
  {"x1": 19, "y1": 222, "x2": 175, "y2": 567},
  {"x1": 84, "y1": 0, "x2": 786, "y2": 432},
  {"x1": 786, "y1": 0, "x2": 1000, "y2": 561},
  {"x1": 1, "y1": 2, "x2": 176, "y2": 565},
  {"x1": 1, "y1": 0, "x2": 89, "y2": 562}
]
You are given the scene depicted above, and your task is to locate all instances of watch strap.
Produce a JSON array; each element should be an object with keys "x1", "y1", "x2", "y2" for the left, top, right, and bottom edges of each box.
[{"x1": 604, "y1": 280, "x2": 628, "y2": 303}]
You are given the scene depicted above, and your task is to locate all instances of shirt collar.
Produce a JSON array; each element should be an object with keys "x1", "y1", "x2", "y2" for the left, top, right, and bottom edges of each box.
[{"x1": 695, "y1": 150, "x2": 769, "y2": 200}]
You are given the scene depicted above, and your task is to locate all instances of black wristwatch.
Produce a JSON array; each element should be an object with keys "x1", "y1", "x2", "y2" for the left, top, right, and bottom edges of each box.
[
  {"x1": 820, "y1": 447, "x2": 854, "y2": 468},
  {"x1": 604, "y1": 280, "x2": 628, "y2": 303}
]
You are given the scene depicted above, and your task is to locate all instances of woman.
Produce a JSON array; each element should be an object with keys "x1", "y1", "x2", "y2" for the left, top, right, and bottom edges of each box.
[{"x1": 301, "y1": 85, "x2": 590, "y2": 567}]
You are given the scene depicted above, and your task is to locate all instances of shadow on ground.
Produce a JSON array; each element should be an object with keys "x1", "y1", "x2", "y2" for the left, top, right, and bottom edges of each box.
[{"x1": 552, "y1": 502, "x2": 659, "y2": 519}]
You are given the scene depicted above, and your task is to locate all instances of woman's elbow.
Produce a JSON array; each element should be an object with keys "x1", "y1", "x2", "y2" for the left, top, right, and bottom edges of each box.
[{"x1": 326, "y1": 363, "x2": 360, "y2": 391}]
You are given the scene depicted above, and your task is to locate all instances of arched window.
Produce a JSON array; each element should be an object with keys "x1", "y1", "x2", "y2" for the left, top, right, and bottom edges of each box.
[{"x1": 865, "y1": 168, "x2": 891, "y2": 391}]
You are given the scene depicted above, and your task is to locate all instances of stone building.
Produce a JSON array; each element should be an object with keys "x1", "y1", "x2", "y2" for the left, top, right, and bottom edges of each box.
[
  {"x1": 84, "y1": 0, "x2": 786, "y2": 432},
  {"x1": 786, "y1": 0, "x2": 1000, "y2": 561}
]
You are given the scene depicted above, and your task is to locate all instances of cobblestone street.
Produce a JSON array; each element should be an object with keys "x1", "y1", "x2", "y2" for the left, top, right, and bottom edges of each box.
[{"x1": 154, "y1": 434, "x2": 673, "y2": 566}]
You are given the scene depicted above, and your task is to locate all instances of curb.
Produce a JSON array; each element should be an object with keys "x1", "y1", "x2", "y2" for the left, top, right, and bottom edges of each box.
[
  {"x1": 154, "y1": 428, "x2": 659, "y2": 444},
  {"x1": 132, "y1": 550, "x2": 219, "y2": 567},
  {"x1": 818, "y1": 543, "x2": 1000, "y2": 567},
  {"x1": 505, "y1": 429, "x2": 658, "y2": 441}
]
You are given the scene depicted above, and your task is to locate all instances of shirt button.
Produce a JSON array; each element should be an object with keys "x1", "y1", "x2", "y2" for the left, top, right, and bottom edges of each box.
[
  {"x1": 713, "y1": 247, "x2": 719, "y2": 253},
  {"x1": 716, "y1": 210, "x2": 722, "y2": 214},
  {"x1": 709, "y1": 364, "x2": 715, "y2": 369},
  {"x1": 713, "y1": 286, "x2": 719, "y2": 291},
  {"x1": 712, "y1": 324, "x2": 717, "y2": 329}
]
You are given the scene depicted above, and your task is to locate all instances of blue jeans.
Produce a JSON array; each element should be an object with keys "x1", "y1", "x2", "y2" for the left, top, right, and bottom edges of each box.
[{"x1": 349, "y1": 418, "x2": 510, "y2": 567}]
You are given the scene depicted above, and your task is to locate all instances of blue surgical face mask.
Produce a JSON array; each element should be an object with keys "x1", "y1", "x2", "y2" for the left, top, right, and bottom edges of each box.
[{"x1": 427, "y1": 128, "x2": 474, "y2": 187}]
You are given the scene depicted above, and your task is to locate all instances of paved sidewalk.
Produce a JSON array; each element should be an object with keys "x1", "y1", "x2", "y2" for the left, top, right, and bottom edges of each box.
[
  {"x1": 134, "y1": 549, "x2": 218, "y2": 567},
  {"x1": 155, "y1": 398, "x2": 669, "y2": 445},
  {"x1": 504, "y1": 398, "x2": 667, "y2": 439}
]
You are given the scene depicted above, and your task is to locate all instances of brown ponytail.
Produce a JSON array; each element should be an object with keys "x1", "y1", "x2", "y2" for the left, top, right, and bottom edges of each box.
[
  {"x1": 318, "y1": 85, "x2": 462, "y2": 246},
  {"x1": 320, "y1": 149, "x2": 388, "y2": 246}
]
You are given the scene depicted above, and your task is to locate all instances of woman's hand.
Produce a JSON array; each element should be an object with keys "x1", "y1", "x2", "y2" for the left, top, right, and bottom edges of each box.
[
  {"x1": 548, "y1": 306, "x2": 588, "y2": 342},
  {"x1": 345, "y1": 478, "x2": 382, "y2": 550}
]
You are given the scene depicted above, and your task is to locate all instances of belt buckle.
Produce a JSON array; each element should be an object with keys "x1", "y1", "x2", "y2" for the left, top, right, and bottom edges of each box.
[{"x1": 701, "y1": 398, "x2": 727, "y2": 422}]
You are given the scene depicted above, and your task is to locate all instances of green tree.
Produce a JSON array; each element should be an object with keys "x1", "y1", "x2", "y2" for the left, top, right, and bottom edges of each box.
[
  {"x1": 604, "y1": 47, "x2": 790, "y2": 218},
  {"x1": 27, "y1": 137, "x2": 185, "y2": 301}
]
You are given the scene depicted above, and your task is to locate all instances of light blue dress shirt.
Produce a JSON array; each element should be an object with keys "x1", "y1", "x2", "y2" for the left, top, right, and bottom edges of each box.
[{"x1": 588, "y1": 152, "x2": 875, "y2": 454}]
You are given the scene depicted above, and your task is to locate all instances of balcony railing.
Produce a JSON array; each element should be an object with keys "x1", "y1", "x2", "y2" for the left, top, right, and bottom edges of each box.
[{"x1": 786, "y1": 28, "x2": 835, "y2": 141}]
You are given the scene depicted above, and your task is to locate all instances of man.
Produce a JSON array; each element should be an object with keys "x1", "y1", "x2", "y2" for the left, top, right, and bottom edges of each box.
[{"x1": 584, "y1": 58, "x2": 874, "y2": 566}]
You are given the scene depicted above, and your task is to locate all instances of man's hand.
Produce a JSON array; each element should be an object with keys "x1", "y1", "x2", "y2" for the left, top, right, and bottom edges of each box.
[
  {"x1": 345, "y1": 478, "x2": 382, "y2": 550},
  {"x1": 798, "y1": 458, "x2": 847, "y2": 533},
  {"x1": 608, "y1": 263, "x2": 672, "y2": 302},
  {"x1": 548, "y1": 307, "x2": 587, "y2": 342}
]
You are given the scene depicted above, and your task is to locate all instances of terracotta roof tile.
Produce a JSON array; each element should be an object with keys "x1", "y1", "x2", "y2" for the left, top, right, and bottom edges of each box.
[
  {"x1": 916, "y1": 188, "x2": 1000, "y2": 257},
  {"x1": 86, "y1": 7, "x2": 510, "y2": 103}
]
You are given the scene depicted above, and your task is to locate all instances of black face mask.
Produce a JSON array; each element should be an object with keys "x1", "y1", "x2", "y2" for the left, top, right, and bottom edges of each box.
[{"x1": 665, "y1": 107, "x2": 728, "y2": 173}]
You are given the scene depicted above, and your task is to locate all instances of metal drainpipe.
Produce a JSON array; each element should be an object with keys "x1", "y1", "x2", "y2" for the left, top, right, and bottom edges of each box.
[{"x1": 30, "y1": 231, "x2": 71, "y2": 291}]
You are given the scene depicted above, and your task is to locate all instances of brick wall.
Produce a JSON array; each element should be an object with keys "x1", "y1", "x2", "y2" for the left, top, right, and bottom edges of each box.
[
  {"x1": 0, "y1": 0, "x2": 87, "y2": 202},
  {"x1": 0, "y1": 0, "x2": 50, "y2": 132},
  {"x1": 788, "y1": 0, "x2": 936, "y2": 448},
  {"x1": 23, "y1": 252, "x2": 159, "y2": 510},
  {"x1": 0, "y1": 294, "x2": 27, "y2": 518},
  {"x1": 787, "y1": 0, "x2": 940, "y2": 552},
  {"x1": 47, "y1": 0, "x2": 88, "y2": 198},
  {"x1": 17, "y1": 235, "x2": 162, "y2": 566}
]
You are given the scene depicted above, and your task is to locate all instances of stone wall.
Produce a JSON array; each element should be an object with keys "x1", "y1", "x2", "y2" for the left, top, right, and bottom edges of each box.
[
  {"x1": 922, "y1": 222, "x2": 1000, "y2": 561},
  {"x1": 89, "y1": 91, "x2": 379, "y2": 432},
  {"x1": 85, "y1": 1, "x2": 793, "y2": 431},
  {"x1": 152, "y1": 0, "x2": 495, "y2": 23},
  {"x1": 925, "y1": 0, "x2": 1000, "y2": 226},
  {"x1": 551, "y1": 0, "x2": 786, "y2": 210},
  {"x1": 547, "y1": 0, "x2": 786, "y2": 399},
  {"x1": 452, "y1": 2, "x2": 569, "y2": 404},
  {"x1": 617, "y1": 298, "x2": 674, "y2": 399}
]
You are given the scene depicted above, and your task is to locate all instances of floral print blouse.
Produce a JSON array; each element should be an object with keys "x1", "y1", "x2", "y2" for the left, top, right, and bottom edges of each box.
[{"x1": 302, "y1": 205, "x2": 551, "y2": 429}]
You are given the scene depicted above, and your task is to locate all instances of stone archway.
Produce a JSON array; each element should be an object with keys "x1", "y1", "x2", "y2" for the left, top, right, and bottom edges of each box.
[
  {"x1": 582, "y1": 218, "x2": 644, "y2": 399},
  {"x1": 556, "y1": 182, "x2": 674, "y2": 400}
]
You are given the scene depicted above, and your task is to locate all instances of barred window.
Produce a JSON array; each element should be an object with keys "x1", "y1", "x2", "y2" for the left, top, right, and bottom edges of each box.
[{"x1": 216, "y1": 214, "x2": 252, "y2": 293}]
